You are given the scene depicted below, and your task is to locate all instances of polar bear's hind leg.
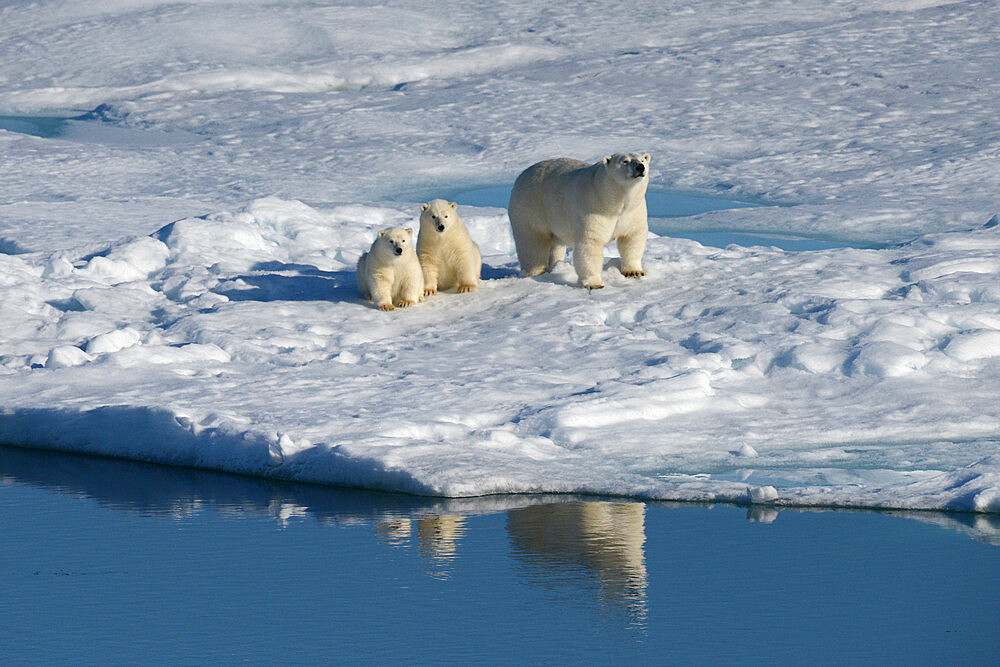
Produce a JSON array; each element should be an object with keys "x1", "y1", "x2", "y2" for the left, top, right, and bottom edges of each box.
[
  {"x1": 547, "y1": 243, "x2": 567, "y2": 271},
  {"x1": 512, "y1": 224, "x2": 553, "y2": 277}
]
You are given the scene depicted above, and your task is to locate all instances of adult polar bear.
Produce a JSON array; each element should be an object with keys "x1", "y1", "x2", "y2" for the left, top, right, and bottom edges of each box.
[{"x1": 508, "y1": 152, "x2": 650, "y2": 289}]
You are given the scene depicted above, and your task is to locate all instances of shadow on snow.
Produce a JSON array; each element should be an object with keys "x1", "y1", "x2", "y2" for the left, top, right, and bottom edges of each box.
[
  {"x1": 213, "y1": 261, "x2": 358, "y2": 303},
  {"x1": 212, "y1": 260, "x2": 520, "y2": 303}
]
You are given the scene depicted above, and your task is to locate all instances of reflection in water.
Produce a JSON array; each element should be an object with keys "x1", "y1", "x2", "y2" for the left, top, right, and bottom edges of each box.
[
  {"x1": 3, "y1": 444, "x2": 999, "y2": 627},
  {"x1": 375, "y1": 517, "x2": 414, "y2": 547},
  {"x1": 375, "y1": 515, "x2": 468, "y2": 579},
  {"x1": 507, "y1": 502, "x2": 649, "y2": 626},
  {"x1": 746, "y1": 506, "x2": 779, "y2": 524},
  {"x1": 417, "y1": 515, "x2": 466, "y2": 575}
]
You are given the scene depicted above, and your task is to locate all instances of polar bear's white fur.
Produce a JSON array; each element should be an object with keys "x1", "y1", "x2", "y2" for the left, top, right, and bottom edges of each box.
[
  {"x1": 417, "y1": 199, "x2": 481, "y2": 295},
  {"x1": 357, "y1": 226, "x2": 424, "y2": 311},
  {"x1": 508, "y1": 152, "x2": 650, "y2": 289}
]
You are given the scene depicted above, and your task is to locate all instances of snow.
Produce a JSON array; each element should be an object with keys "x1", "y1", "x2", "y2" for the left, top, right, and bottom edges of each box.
[{"x1": 1, "y1": 0, "x2": 999, "y2": 513}]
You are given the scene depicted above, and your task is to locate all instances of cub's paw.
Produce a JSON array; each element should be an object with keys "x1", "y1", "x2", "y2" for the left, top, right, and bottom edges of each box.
[
  {"x1": 423, "y1": 287, "x2": 438, "y2": 297},
  {"x1": 583, "y1": 282, "x2": 604, "y2": 291},
  {"x1": 457, "y1": 284, "x2": 477, "y2": 293},
  {"x1": 378, "y1": 303, "x2": 396, "y2": 311},
  {"x1": 396, "y1": 299, "x2": 416, "y2": 308},
  {"x1": 621, "y1": 268, "x2": 645, "y2": 278}
]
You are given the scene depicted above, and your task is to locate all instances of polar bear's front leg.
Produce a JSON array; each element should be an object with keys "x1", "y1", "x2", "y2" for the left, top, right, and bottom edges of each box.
[
  {"x1": 617, "y1": 228, "x2": 647, "y2": 278},
  {"x1": 396, "y1": 272, "x2": 424, "y2": 308},
  {"x1": 456, "y1": 247, "x2": 481, "y2": 293},
  {"x1": 420, "y1": 255, "x2": 439, "y2": 296},
  {"x1": 574, "y1": 222, "x2": 610, "y2": 289},
  {"x1": 456, "y1": 267, "x2": 478, "y2": 293},
  {"x1": 371, "y1": 273, "x2": 396, "y2": 311}
]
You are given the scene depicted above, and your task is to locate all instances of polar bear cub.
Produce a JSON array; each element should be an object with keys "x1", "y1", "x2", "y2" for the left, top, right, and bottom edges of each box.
[
  {"x1": 508, "y1": 152, "x2": 650, "y2": 289},
  {"x1": 417, "y1": 199, "x2": 481, "y2": 295},
  {"x1": 357, "y1": 226, "x2": 424, "y2": 311}
]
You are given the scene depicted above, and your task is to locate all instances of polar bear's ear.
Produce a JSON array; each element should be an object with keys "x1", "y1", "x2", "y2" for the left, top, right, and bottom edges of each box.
[
  {"x1": 603, "y1": 155, "x2": 612, "y2": 165},
  {"x1": 449, "y1": 201, "x2": 457, "y2": 210},
  {"x1": 421, "y1": 203, "x2": 429, "y2": 211},
  {"x1": 643, "y1": 153, "x2": 651, "y2": 163},
  {"x1": 378, "y1": 230, "x2": 387, "y2": 238},
  {"x1": 406, "y1": 228, "x2": 413, "y2": 238}
]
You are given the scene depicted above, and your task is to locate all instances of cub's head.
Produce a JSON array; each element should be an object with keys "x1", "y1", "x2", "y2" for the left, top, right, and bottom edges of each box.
[
  {"x1": 602, "y1": 152, "x2": 651, "y2": 185},
  {"x1": 420, "y1": 199, "x2": 459, "y2": 234},
  {"x1": 377, "y1": 226, "x2": 414, "y2": 257}
]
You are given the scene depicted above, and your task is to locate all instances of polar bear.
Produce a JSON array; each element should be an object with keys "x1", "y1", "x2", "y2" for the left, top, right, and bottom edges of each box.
[
  {"x1": 417, "y1": 199, "x2": 482, "y2": 295},
  {"x1": 508, "y1": 152, "x2": 650, "y2": 289},
  {"x1": 356, "y1": 227, "x2": 424, "y2": 311}
]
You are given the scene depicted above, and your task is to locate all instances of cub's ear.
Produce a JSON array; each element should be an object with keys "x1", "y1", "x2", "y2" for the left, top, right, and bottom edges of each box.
[
  {"x1": 420, "y1": 203, "x2": 429, "y2": 211},
  {"x1": 603, "y1": 155, "x2": 612, "y2": 164},
  {"x1": 643, "y1": 153, "x2": 651, "y2": 163},
  {"x1": 449, "y1": 201, "x2": 457, "y2": 210},
  {"x1": 378, "y1": 230, "x2": 386, "y2": 238}
]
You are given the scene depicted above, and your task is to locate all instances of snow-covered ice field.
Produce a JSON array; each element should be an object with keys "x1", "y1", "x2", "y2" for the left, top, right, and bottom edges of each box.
[{"x1": 2, "y1": 0, "x2": 999, "y2": 513}]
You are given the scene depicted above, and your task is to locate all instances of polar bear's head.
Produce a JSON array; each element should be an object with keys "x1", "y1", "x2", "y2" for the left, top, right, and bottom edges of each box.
[
  {"x1": 602, "y1": 152, "x2": 651, "y2": 185},
  {"x1": 377, "y1": 226, "x2": 414, "y2": 257},
  {"x1": 420, "y1": 199, "x2": 459, "y2": 234}
]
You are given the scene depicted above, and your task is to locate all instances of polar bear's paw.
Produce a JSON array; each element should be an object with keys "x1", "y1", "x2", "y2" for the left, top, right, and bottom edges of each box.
[
  {"x1": 621, "y1": 268, "x2": 645, "y2": 278},
  {"x1": 584, "y1": 282, "x2": 604, "y2": 291},
  {"x1": 396, "y1": 299, "x2": 417, "y2": 308},
  {"x1": 423, "y1": 287, "x2": 438, "y2": 297},
  {"x1": 457, "y1": 284, "x2": 477, "y2": 293},
  {"x1": 378, "y1": 303, "x2": 396, "y2": 311}
]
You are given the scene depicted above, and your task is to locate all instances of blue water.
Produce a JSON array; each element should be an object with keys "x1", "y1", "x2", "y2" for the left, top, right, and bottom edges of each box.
[
  {"x1": 1, "y1": 445, "x2": 998, "y2": 664},
  {"x1": 0, "y1": 114, "x2": 68, "y2": 138},
  {"x1": 431, "y1": 185, "x2": 869, "y2": 252},
  {"x1": 0, "y1": 110, "x2": 197, "y2": 147}
]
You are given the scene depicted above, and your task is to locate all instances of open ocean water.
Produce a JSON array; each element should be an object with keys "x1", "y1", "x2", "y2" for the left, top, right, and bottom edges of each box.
[{"x1": 1, "y1": 445, "x2": 998, "y2": 664}]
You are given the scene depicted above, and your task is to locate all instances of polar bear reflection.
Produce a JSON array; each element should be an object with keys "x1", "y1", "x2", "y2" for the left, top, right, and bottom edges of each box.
[
  {"x1": 507, "y1": 502, "x2": 648, "y2": 621},
  {"x1": 375, "y1": 501, "x2": 647, "y2": 618},
  {"x1": 376, "y1": 515, "x2": 467, "y2": 580}
]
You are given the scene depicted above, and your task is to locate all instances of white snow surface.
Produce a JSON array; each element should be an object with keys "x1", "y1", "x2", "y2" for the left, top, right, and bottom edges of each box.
[{"x1": 1, "y1": 0, "x2": 999, "y2": 512}]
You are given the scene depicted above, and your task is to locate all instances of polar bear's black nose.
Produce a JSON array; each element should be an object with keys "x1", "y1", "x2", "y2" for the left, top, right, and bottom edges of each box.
[
  {"x1": 436, "y1": 224, "x2": 445, "y2": 232},
  {"x1": 635, "y1": 163, "x2": 646, "y2": 176},
  {"x1": 394, "y1": 246, "x2": 403, "y2": 255}
]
